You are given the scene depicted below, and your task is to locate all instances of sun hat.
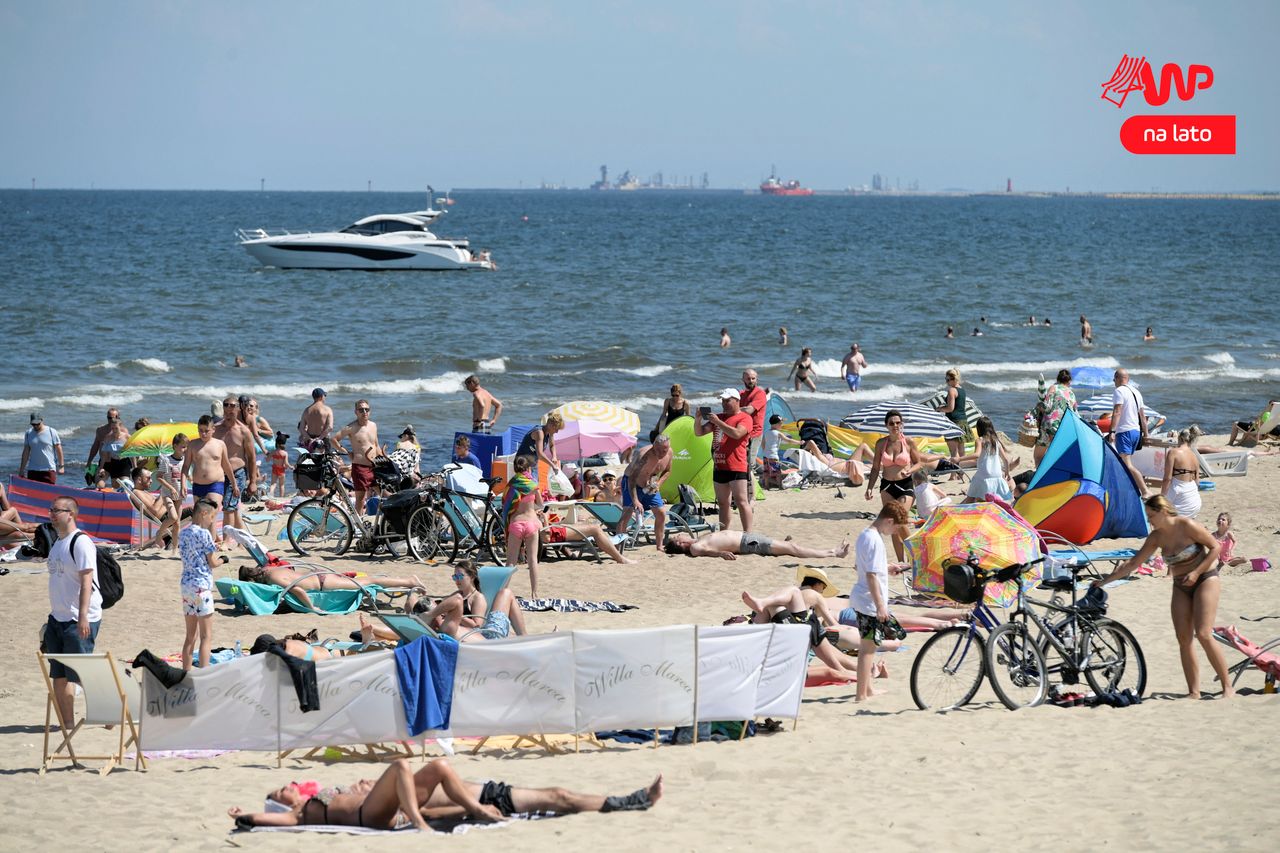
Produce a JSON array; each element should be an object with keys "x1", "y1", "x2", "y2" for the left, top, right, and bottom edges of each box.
[
  {"x1": 795, "y1": 566, "x2": 838, "y2": 597},
  {"x1": 719, "y1": 388, "x2": 740, "y2": 400}
]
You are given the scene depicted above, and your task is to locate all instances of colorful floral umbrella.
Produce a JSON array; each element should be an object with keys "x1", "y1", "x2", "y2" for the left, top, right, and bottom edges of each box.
[
  {"x1": 119, "y1": 422, "x2": 199, "y2": 458},
  {"x1": 905, "y1": 501, "x2": 1043, "y2": 607},
  {"x1": 549, "y1": 401, "x2": 641, "y2": 436},
  {"x1": 554, "y1": 419, "x2": 638, "y2": 461}
]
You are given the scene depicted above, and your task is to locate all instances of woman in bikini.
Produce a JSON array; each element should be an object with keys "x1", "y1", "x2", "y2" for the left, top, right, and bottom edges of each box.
[
  {"x1": 94, "y1": 416, "x2": 132, "y2": 486},
  {"x1": 788, "y1": 347, "x2": 817, "y2": 392},
  {"x1": 237, "y1": 563, "x2": 424, "y2": 612},
  {"x1": 228, "y1": 758, "x2": 661, "y2": 830},
  {"x1": 1096, "y1": 495, "x2": 1233, "y2": 699},
  {"x1": 652, "y1": 383, "x2": 691, "y2": 440},
  {"x1": 390, "y1": 559, "x2": 530, "y2": 642},
  {"x1": 863, "y1": 409, "x2": 922, "y2": 561},
  {"x1": 1161, "y1": 426, "x2": 1202, "y2": 519}
]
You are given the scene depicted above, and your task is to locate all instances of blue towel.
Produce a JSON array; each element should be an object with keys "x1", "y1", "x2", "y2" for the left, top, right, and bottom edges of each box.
[{"x1": 393, "y1": 636, "x2": 458, "y2": 736}]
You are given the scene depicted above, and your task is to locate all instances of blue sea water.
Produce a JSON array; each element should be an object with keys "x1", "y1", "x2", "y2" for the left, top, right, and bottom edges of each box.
[{"x1": 1, "y1": 189, "x2": 1278, "y2": 474}]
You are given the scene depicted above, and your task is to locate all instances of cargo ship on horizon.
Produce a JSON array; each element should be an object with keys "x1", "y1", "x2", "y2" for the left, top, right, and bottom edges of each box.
[{"x1": 759, "y1": 166, "x2": 813, "y2": 196}]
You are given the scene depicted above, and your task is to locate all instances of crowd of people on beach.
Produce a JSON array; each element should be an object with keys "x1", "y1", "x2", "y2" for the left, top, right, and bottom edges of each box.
[{"x1": 9, "y1": 328, "x2": 1278, "y2": 825}]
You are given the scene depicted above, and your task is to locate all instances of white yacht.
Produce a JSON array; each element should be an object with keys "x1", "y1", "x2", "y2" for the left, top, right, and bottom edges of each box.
[{"x1": 236, "y1": 207, "x2": 494, "y2": 270}]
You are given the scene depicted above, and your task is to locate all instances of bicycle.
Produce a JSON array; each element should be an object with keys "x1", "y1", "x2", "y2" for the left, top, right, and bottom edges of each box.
[
  {"x1": 985, "y1": 559, "x2": 1147, "y2": 709},
  {"x1": 416, "y1": 464, "x2": 506, "y2": 564},
  {"x1": 285, "y1": 449, "x2": 413, "y2": 558}
]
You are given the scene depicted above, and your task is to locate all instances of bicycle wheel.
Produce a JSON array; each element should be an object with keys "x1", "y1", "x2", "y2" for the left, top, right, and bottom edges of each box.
[
  {"x1": 406, "y1": 505, "x2": 451, "y2": 562},
  {"x1": 287, "y1": 498, "x2": 354, "y2": 558},
  {"x1": 985, "y1": 621, "x2": 1049, "y2": 709},
  {"x1": 1082, "y1": 618, "x2": 1147, "y2": 697},
  {"x1": 482, "y1": 514, "x2": 506, "y2": 563},
  {"x1": 910, "y1": 626, "x2": 987, "y2": 711}
]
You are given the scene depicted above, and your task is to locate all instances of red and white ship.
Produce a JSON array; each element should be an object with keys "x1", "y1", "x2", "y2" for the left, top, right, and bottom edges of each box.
[{"x1": 759, "y1": 167, "x2": 813, "y2": 196}]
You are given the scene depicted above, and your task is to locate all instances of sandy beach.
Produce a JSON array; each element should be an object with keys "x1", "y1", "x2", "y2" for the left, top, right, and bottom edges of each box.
[{"x1": 2, "y1": 435, "x2": 1277, "y2": 852}]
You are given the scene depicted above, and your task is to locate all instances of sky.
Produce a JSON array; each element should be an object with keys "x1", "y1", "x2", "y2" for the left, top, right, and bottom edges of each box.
[{"x1": 1, "y1": 0, "x2": 1276, "y2": 192}]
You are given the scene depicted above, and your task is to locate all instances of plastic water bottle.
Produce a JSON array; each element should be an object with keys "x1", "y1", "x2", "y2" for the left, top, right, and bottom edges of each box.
[{"x1": 235, "y1": 639, "x2": 242, "y2": 659}]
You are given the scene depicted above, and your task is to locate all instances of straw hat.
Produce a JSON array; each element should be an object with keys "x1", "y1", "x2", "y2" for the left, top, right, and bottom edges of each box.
[{"x1": 795, "y1": 566, "x2": 838, "y2": 597}]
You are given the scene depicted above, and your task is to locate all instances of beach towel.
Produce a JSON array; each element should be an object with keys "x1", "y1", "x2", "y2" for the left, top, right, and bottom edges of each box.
[
  {"x1": 247, "y1": 812, "x2": 556, "y2": 836},
  {"x1": 516, "y1": 597, "x2": 638, "y2": 613},
  {"x1": 393, "y1": 635, "x2": 459, "y2": 736},
  {"x1": 214, "y1": 577, "x2": 383, "y2": 615},
  {"x1": 501, "y1": 472, "x2": 537, "y2": 526}
]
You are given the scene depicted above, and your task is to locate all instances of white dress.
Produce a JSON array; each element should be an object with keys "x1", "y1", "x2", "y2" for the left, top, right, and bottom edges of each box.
[{"x1": 966, "y1": 442, "x2": 1012, "y2": 502}]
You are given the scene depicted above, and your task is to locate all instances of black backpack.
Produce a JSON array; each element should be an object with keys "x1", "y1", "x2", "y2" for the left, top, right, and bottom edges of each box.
[{"x1": 69, "y1": 531, "x2": 125, "y2": 610}]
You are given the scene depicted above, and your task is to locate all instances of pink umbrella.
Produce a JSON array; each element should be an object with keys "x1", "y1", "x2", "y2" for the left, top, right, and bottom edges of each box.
[{"x1": 555, "y1": 419, "x2": 637, "y2": 461}]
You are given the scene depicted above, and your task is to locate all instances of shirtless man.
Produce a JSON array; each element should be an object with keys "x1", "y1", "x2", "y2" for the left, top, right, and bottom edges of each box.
[
  {"x1": 125, "y1": 467, "x2": 181, "y2": 553},
  {"x1": 214, "y1": 397, "x2": 257, "y2": 534},
  {"x1": 464, "y1": 375, "x2": 503, "y2": 433},
  {"x1": 840, "y1": 343, "x2": 868, "y2": 395},
  {"x1": 617, "y1": 434, "x2": 674, "y2": 551},
  {"x1": 332, "y1": 399, "x2": 382, "y2": 515},
  {"x1": 1080, "y1": 314, "x2": 1093, "y2": 345},
  {"x1": 182, "y1": 415, "x2": 239, "y2": 511},
  {"x1": 85, "y1": 407, "x2": 123, "y2": 472},
  {"x1": 664, "y1": 529, "x2": 850, "y2": 560},
  {"x1": 298, "y1": 387, "x2": 334, "y2": 449}
]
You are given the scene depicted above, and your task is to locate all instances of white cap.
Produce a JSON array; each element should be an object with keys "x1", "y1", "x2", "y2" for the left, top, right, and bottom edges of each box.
[
  {"x1": 719, "y1": 388, "x2": 740, "y2": 400},
  {"x1": 563, "y1": 463, "x2": 579, "y2": 475}
]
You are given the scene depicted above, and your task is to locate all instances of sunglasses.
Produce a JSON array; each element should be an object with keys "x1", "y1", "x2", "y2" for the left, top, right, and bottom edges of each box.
[
  {"x1": 49, "y1": 507, "x2": 72, "y2": 515},
  {"x1": 451, "y1": 573, "x2": 465, "y2": 581},
  {"x1": 356, "y1": 407, "x2": 371, "y2": 412},
  {"x1": 888, "y1": 421, "x2": 903, "y2": 427}
]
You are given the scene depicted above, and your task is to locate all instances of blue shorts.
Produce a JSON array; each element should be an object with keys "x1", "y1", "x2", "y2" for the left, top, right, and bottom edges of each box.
[
  {"x1": 838, "y1": 607, "x2": 859, "y2": 626},
  {"x1": 620, "y1": 475, "x2": 663, "y2": 510},
  {"x1": 44, "y1": 615, "x2": 100, "y2": 681},
  {"x1": 846, "y1": 374, "x2": 861, "y2": 391},
  {"x1": 223, "y1": 467, "x2": 248, "y2": 510},
  {"x1": 1114, "y1": 429, "x2": 1141, "y2": 455},
  {"x1": 192, "y1": 480, "x2": 226, "y2": 500},
  {"x1": 481, "y1": 610, "x2": 511, "y2": 640}
]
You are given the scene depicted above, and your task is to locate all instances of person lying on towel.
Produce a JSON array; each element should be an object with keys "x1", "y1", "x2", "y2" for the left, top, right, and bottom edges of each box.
[
  {"x1": 228, "y1": 758, "x2": 661, "y2": 831},
  {"x1": 663, "y1": 529, "x2": 849, "y2": 561}
]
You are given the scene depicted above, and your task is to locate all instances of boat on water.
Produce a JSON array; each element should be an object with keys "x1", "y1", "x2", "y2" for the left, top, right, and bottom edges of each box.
[
  {"x1": 236, "y1": 204, "x2": 493, "y2": 271},
  {"x1": 759, "y1": 166, "x2": 813, "y2": 196}
]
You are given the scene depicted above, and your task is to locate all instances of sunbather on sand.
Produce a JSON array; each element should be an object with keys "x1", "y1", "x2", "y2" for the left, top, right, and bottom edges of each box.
[
  {"x1": 739, "y1": 584, "x2": 885, "y2": 681},
  {"x1": 228, "y1": 757, "x2": 661, "y2": 830},
  {"x1": 237, "y1": 563, "x2": 424, "y2": 611},
  {"x1": 800, "y1": 440, "x2": 874, "y2": 484},
  {"x1": 665, "y1": 529, "x2": 849, "y2": 560},
  {"x1": 248, "y1": 633, "x2": 339, "y2": 661}
]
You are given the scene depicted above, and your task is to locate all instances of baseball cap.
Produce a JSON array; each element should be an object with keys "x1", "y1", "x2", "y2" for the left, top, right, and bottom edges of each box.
[
  {"x1": 30, "y1": 412, "x2": 43, "y2": 424},
  {"x1": 312, "y1": 387, "x2": 327, "y2": 399},
  {"x1": 719, "y1": 388, "x2": 740, "y2": 400}
]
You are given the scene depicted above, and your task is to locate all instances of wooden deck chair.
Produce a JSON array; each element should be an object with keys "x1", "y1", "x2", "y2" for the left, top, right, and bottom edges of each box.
[{"x1": 38, "y1": 652, "x2": 146, "y2": 776}]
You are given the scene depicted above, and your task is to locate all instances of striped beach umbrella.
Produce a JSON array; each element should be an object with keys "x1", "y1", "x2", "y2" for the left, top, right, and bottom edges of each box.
[
  {"x1": 841, "y1": 401, "x2": 964, "y2": 441},
  {"x1": 917, "y1": 388, "x2": 985, "y2": 430},
  {"x1": 119, "y1": 422, "x2": 199, "y2": 458},
  {"x1": 549, "y1": 401, "x2": 641, "y2": 436}
]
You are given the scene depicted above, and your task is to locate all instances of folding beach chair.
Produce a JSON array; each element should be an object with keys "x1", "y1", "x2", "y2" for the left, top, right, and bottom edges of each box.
[
  {"x1": 579, "y1": 501, "x2": 691, "y2": 547},
  {"x1": 38, "y1": 652, "x2": 146, "y2": 776},
  {"x1": 539, "y1": 522, "x2": 629, "y2": 563},
  {"x1": 670, "y1": 483, "x2": 718, "y2": 534},
  {"x1": 1212, "y1": 626, "x2": 1280, "y2": 691}
]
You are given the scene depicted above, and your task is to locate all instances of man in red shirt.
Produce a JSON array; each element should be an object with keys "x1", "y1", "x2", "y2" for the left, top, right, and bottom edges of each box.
[
  {"x1": 695, "y1": 388, "x2": 754, "y2": 532},
  {"x1": 739, "y1": 369, "x2": 769, "y2": 504}
]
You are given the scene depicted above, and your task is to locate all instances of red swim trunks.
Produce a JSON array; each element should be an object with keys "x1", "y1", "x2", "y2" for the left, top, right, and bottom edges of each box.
[{"x1": 351, "y1": 463, "x2": 375, "y2": 491}]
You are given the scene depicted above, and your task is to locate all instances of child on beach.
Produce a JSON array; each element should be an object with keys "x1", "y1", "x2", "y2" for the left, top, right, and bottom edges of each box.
[
  {"x1": 179, "y1": 499, "x2": 223, "y2": 669},
  {"x1": 1212, "y1": 512, "x2": 1250, "y2": 569},
  {"x1": 503, "y1": 456, "x2": 543, "y2": 597},
  {"x1": 268, "y1": 432, "x2": 292, "y2": 498},
  {"x1": 156, "y1": 433, "x2": 188, "y2": 498},
  {"x1": 911, "y1": 469, "x2": 951, "y2": 520},
  {"x1": 840, "y1": 502, "x2": 910, "y2": 701}
]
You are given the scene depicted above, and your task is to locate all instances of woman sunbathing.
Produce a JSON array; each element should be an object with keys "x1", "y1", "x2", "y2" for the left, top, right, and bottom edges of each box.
[
  {"x1": 238, "y1": 564, "x2": 424, "y2": 611},
  {"x1": 228, "y1": 757, "x2": 661, "y2": 831},
  {"x1": 361, "y1": 560, "x2": 528, "y2": 643}
]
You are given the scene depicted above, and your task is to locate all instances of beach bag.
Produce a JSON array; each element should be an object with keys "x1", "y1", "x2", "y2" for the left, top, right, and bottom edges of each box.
[
  {"x1": 24, "y1": 522, "x2": 58, "y2": 559},
  {"x1": 548, "y1": 468, "x2": 574, "y2": 498},
  {"x1": 943, "y1": 560, "x2": 988, "y2": 604},
  {"x1": 70, "y1": 532, "x2": 124, "y2": 609},
  {"x1": 380, "y1": 488, "x2": 426, "y2": 535},
  {"x1": 294, "y1": 452, "x2": 328, "y2": 491}
]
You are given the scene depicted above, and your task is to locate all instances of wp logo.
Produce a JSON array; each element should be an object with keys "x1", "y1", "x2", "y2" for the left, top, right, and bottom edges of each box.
[{"x1": 1101, "y1": 55, "x2": 1214, "y2": 109}]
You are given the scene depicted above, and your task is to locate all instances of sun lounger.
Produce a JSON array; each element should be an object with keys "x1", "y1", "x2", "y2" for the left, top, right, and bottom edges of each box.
[
  {"x1": 1197, "y1": 449, "x2": 1248, "y2": 477},
  {"x1": 215, "y1": 577, "x2": 385, "y2": 616},
  {"x1": 1212, "y1": 625, "x2": 1280, "y2": 690},
  {"x1": 38, "y1": 651, "x2": 146, "y2": 776},
  {"x1": 540, "y1": 523, "x2": 629, "y2": 563}
]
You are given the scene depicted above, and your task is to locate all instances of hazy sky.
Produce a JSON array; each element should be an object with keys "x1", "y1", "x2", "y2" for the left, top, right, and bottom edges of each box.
[{"x1": 2, "y1": 0, "x2": 1275, "y2": 191}]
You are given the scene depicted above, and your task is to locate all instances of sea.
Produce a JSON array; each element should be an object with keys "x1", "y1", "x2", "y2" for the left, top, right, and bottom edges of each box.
[{"x1": 1, "y1": 189, "x2": 1278, "y2": 475}]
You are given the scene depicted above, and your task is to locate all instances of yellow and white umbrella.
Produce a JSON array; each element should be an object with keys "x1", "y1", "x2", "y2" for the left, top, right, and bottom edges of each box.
[{"x1": 548, "y1": 401, "x2": 641, "y2": 436}]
